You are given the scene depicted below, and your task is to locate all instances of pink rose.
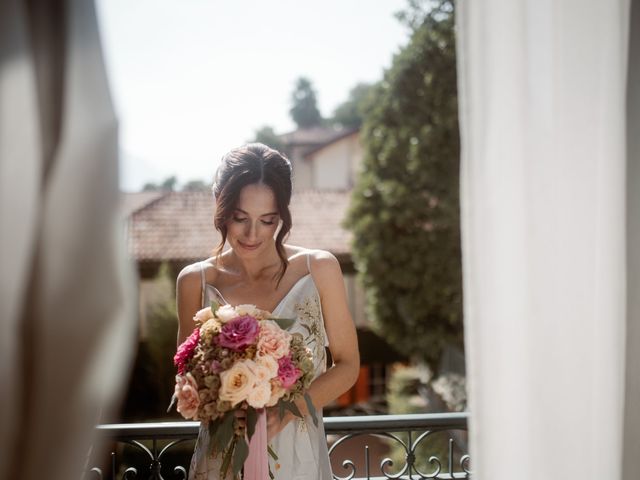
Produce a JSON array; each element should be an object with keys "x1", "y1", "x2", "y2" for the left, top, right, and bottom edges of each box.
[
  {"x1": 217, "y1": 315, "x2": 259, "y2": 351},
  {"x1": 277, "y1": 355, "x2": 302, "y2": 389},
  {"x1": 175, "y1": 373, "x2": 200, "y2": 419},
  {"x1": 257, "y1": 321, "x2": 291, "y2": 359},
  {"x1": 174, "y1": 327, "x2": 200, "y2": 374}
]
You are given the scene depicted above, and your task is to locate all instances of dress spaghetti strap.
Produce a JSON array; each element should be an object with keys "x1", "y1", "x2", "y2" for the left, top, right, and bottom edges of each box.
[
  {"x1": 199, "y1": 261, "x2": 206, "y2": 309},
  {"x1": 306, "y1": 250, "x2": 312, "y2": 274}
]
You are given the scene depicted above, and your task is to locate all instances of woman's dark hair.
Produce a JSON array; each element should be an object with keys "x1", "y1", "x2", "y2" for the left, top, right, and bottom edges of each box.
[{"x1": 212, "y1": 143, "x2": 293, "y2": 283}]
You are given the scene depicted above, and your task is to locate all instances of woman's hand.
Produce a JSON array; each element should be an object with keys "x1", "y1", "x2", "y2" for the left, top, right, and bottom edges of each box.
[{"x1": 266, "y1": 407, "x2": 293, "y2": 442}]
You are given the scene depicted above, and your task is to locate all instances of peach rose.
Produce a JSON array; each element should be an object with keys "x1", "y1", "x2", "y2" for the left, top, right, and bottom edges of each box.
[
  {"x1": 219, "y1": 360, "x2": 256, "y2": 406},
  {"x1": 175, "y1": 373, "x2": 200, "y2": 419},
  {"x1": 256, "y1": 354, "x2": 279, "y2": 378},
  {"x1": 247, "y1": 381, "x2": 272, "y2": 409},
  {"x1": 193, "y1": 307, "x2": 214, "y2": 325},
  {"x1": 252, "y1": 363, "x2": 273, "y2": 385},
  {"x1": 266, "y1": 380, "x2": 286, "y2": 407},
  {"x1": 257, "y1": 321, "x2": 291, "y2": 359}
]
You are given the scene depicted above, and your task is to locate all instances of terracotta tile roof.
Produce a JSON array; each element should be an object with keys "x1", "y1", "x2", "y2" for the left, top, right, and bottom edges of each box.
[
  {"x1": 120, "y1": 191, "x2": 166, "y2": 218},
  {"x1": 127, "y1": 190, "x2": 352, "y2": 262}
]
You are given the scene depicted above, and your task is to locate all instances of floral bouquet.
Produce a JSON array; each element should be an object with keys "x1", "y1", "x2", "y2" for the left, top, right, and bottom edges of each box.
[{"x1": 170, "y1": 301, "x2": 317, "y2": 479}]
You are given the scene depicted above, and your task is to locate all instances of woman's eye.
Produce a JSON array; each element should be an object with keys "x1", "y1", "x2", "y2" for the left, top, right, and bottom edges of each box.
[
  {"x1": 233, "y1": 217, "x2": 247, "y2": 223},
  {"x1": 261, "y1": 220, "x2": 275, "y2": 226}
]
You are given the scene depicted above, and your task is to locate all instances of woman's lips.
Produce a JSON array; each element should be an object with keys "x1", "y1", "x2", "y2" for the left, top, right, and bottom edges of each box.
[{"x1": 238, "y1": 241, "x2": 260, "y2": 250}]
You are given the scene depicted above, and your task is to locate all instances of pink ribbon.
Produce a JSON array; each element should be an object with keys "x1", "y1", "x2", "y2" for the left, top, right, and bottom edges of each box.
[{"x1": 244, "y1": 409, "x2": 268, "y2": 480}]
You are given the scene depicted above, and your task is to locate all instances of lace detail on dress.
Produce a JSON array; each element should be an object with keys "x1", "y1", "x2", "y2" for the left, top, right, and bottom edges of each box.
[{"x1": 295, "y1": 295, "x2": 327, "y2": 366}]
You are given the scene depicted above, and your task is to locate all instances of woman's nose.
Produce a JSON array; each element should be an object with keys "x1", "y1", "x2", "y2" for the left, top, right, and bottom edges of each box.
[{"x1": 244, "y1": 221, "x2": 257, "y2": 240}]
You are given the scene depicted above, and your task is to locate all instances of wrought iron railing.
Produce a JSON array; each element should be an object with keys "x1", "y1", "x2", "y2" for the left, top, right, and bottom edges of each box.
[{"x1": 87, "y1": 412, "x2": 470, "y2": 480}]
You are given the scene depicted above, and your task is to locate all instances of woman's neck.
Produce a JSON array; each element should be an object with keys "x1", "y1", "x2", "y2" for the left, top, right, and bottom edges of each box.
[{"x1": 227, "y1": 245, "x2": 283, "y2": 282}]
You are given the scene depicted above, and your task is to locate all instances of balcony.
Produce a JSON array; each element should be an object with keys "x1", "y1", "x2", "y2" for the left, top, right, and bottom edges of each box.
[{"x1": 87, "y1": 412, "x2": 470, "y2": 480}]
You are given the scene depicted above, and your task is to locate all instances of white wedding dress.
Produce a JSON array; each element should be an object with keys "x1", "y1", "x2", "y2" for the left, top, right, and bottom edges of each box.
[{"x1": 188, "y1": 257, "x2": 333, "y2": 479}]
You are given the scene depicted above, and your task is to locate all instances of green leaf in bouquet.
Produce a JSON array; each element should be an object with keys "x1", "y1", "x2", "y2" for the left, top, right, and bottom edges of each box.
[
  {"x1": 232, "y1": 436, "x2": 249, "y2": 476},
  {"x1": 267, "y1": 444, "x2": 278, "y2": 461},
  {"x1": 166, "y1": 393, "x2": 176, "y2": 413},
  {"x1": 220, "y1": 437, "x2": 235, "y2": 479},
  {"x1": 278, "y1": 399, "x2": 286, "y2": 420},
  {"x1": 282, "y1": 400, "x2": 303, "y2": 419},
  {"x1": 210, "y1": 299, "x2": 220, "y2": 314},
  {"x1": 208, "y1": 417, "x2": 223, "y2": 456},
  {"x1": 213, "y1": 411, "x2": 235, "y2": 455},
  {"x1": 246, "y1": 407, "x2": 258, "y2": 441},
  {"x1": 303, "y1": 392, "x2": 319, "y2": 427},
  {"x1": 269, "y1": 317, "x2": 295, "y2": 330}
]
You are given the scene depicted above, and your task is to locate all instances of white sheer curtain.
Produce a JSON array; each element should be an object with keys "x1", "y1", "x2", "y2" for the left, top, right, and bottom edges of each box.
[
  {"x1": 457, "y1": 0, "x2": 639, "y2": 478},
  {"x1": 0, "y1": 1, "x2": 135, "y2": 479}
]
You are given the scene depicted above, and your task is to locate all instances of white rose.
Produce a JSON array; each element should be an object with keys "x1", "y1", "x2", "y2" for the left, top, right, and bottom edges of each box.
[
  {"x1": 247, "y1": 381, "x2": 272, "y2": 409},
  {"x1": 215, "y1": 305, "x2": 238, "y2": 324},
  {"x1": 235, "y1": 304, "x2": 261, "y2": 317}
]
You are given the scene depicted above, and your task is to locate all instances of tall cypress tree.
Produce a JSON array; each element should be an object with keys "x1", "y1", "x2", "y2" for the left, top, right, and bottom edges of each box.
[
  {"x1": 346, "y1": 0, "x2": 462, "y2": 368},
  {"x1": 289, "y1": 77, "x2": 323, "y2": 128}
]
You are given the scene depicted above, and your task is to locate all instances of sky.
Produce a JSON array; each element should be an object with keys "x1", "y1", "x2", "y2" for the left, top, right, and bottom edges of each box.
[{"x1": 96, "y1": 0, "x2": 410, "y2": 191}]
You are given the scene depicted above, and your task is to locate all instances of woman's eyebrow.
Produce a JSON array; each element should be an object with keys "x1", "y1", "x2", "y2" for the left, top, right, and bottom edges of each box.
[{"x1": 234, "y1": 208, "x2": 279, "y2": 217}]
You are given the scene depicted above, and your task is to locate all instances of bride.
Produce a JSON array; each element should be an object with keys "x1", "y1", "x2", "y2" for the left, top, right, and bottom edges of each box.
[{"x1": 176, "y1": 143, "x2": 360, "y2": 479}]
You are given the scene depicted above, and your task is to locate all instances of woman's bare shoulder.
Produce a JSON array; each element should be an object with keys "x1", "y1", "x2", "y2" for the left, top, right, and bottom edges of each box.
[
  {"x1": 306, "y1": 249, "x2": 342, "y2": 279},
  {"x1": 177, "y1": 259, "x2": 220, "y2": 291}
]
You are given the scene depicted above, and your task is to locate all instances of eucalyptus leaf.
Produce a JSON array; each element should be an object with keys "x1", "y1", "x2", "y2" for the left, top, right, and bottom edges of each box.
[
  {"x1": 208, "y1": 417, "x2": 223, "y2": 456},
  {"x1": 282, "y1": 401, "x2": 303, "y2": 418},
  {"x1": 278, "y1": 400, "x2": 286, "y2": 420},
  {"x1": 232, "y1": 437, "x2": 249, "y2": 476},
  {"x1": 210, "y1": 299, "x2": 220, "y2": 313},
  {"x1": 269, "y1": 317, "x2": 295, "y2": 330},
  {"x1": 166, "y1": 393, "x2": 176, "y2": 413},
  {"x1": 304, "y1": 393, "x2": 319, "y2": 427},
  {"x1": 220, "y1": 438, "x2": 234, "y2": 479},
  {"x1": 246, "y1": 407, "x2": 258, "y2": 441},
  {"x1": 214, "y1": 411, "x2": 235, "y2": 454},
  {"x1": 267, "y1": 444, "x2": 278, "y2": 460}
]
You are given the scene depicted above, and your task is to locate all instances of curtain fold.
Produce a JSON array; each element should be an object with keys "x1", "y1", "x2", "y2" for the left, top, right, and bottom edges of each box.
[
  {"x1": 457, "y1": 0, "x2": 636, "y2": 478},
  {"x1": 0, "y1": 1, "x2": 135, "y2": 479},
  {"x1": 624, "y1": 1, "x2": 640, "y2": 477}
]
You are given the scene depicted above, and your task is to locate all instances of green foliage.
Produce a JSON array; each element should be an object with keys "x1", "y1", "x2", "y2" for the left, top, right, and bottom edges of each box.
[
  {"x1": 330, "y1": 83, "x2": 375, "y2": 128},
  {"x1": 120, "y1": 264, "x2": 179, "y2": 421},
  {"x1": 253, "y1": 125, "x2": 285, "y2": 151},
  {"x1": 142, "y1": 175, "x2": 178, "y2": 192},
  {"x1": 345, "y1": 0, "x2": 462, "y2": 368},
  {"x1": 289, "y1": 77, "x2": 323, "y2": 128}
]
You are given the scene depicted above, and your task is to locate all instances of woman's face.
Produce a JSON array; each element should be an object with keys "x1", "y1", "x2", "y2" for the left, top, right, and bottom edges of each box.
[{"x1": 226, "y1": 183, "x2": 280, "y2": 258}]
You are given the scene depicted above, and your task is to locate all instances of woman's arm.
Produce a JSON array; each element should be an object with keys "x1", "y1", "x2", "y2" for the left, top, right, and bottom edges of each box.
[{"x1": 176, "y1": 263, "x2": 206, "y2": 347}]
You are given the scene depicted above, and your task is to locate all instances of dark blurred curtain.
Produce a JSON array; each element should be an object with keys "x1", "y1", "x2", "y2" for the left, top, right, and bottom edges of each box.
[{"x1": 0, "y1": 1, "x2": 135, "y2": 479}]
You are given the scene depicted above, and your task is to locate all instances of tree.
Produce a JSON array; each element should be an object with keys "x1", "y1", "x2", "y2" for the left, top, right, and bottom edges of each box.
[
  {"x1": 289, "y1": 77, "x2": 323, "y2": 128},
  {"x1": 142, "y1": 175, "x2": 177, "y2": 192},
  {"x1": 252, "y1": 125, "x2": 284, "y2": 152},
  {"x1": 345, "y1": 0, "x2": 462, "y2": 369},
  {"x1": 182, "y1": 180, "x2": 210, "y2": 192},
  {"x1": 331, "y1": 83, "x2": 375, "y2": 129}
]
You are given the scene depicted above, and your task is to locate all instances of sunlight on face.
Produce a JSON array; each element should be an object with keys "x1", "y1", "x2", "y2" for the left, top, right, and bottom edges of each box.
[{"x1": 226, "y1": 183, "x2": 280, "y2": 257}]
